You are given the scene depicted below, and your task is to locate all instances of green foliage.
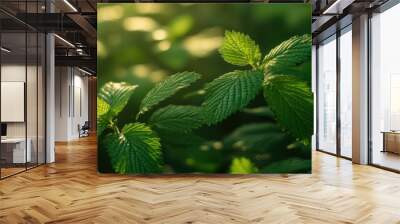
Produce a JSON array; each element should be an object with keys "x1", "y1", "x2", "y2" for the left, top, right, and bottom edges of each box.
[
  {"x1": 159, "y1": 43, "x2": 190, "y2": 70},
  {"x1": 98, "y1": 77, "x2": 205, "y2": 174},
  {"x1": 263, "y1": 75, "x2": 313, "y2": 141},
  {"x1": 105, "y1": 123, "x2": 162, "y2": 174},
  {"x1": 224, "y1": 123, "x2": 289, "y2": 152},
  {"x1": 243, "y1": 107, "x2": 275, "y2": 119},
  {"x1": 203, "y1": 70, "x2": 264, "y2": 125},
  {"x1": 97, "y1": 115, "x2": 111, "y2": 137},
  {"x1": 138, "y1": 71, "x2": 201, "y2": 117},
  {"x1": 261, "y1": 158, "x2": 311, "y2": 173},
  {"x1": 98, "y1": 82, "x2": 137, "y2": 116},
  {"x1": 230, "y1": 157, "x2": 258, "y2": 174},
  {"x1": 168, "y1": 14, "x2": 194, "y2": 39},
  {"x1": 163, "y1": 142, "x2": 224, "y2": 173},
  {"x1": 149, "y1": 105, "x2": 204, "y2": 133},
  {"x1": 157, "y1": 129, "x2": 205, "y2": 148},
  {"x1": 97, "y1": 97, "x2": 111, "y2": 135},
  {"x1": 267, "y1": 60, "x2": 312, "y2": 84},
  {"x1": 97, "y1": 82, "x2": 137, "y2": 136},
  {"x1": 97, "y1": 28, "x2": 312, "y2": 174},
  {"x1": 97, "y1": 97, "x2": 110, "y2": 117},
  {"x1": 219, "y1": 31, "x2": 261, "y2": 67},
  {"x1": 262, "y1": 34, "x2": 311, "y2": 70}
]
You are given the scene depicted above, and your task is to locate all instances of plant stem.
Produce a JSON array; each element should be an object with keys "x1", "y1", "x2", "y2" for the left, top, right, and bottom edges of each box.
[{"x1": 109, "y1": 119, "x2": 121, "y2": 135}]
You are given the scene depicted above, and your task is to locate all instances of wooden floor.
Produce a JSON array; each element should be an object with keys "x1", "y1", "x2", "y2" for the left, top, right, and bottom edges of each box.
[{"x1": 1, "y1": 136, "x2": 400, "y2": 224}]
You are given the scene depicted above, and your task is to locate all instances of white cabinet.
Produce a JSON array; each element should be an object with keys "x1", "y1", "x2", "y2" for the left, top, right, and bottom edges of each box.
[{"x1": 1, "y1": 138, "x2": 32, "y2": 163}]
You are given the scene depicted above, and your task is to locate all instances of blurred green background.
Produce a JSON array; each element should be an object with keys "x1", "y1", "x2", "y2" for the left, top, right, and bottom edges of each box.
[{"x1": 98, "y1": 3, "x2": 311, "y2": 173}]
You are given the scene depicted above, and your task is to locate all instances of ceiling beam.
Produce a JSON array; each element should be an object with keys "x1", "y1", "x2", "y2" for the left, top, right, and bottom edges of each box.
[{"x1": 55, "y1": 55, "x2": 96, "y2": 73}]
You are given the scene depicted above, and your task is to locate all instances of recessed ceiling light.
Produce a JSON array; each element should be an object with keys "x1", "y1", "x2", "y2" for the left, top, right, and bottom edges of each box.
[
  {"x1": 78, "y1": 67, "x2": 93, "y2": 76},
  {"x1": 63, "y1": 0, "x2": 78, "y2": 12},
  {"x1": 322, "y1": 0, "x2": 354, "y2": 15},
  {"x1": 54, "y1": 34, "x2": 75, "y2": 48},
  {"x1": 1, "y1": 47, "x2": 11, "y2": 53}
]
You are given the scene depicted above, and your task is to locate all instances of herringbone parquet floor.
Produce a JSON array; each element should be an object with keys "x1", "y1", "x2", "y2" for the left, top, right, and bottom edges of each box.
[{"x1": 1, "y1": 135, "x2": 400, "y2": 224}]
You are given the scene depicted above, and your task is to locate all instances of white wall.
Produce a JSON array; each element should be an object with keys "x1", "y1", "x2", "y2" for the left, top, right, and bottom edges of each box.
[
  {"x1": 55, "y1": 66, "x2": 70, "y2": 141},
  {"x1": 55, "y1": 67, "x2": 89, "y2": 141}
]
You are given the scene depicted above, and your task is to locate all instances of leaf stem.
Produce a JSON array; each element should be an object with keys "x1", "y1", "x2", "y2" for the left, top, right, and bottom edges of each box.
[{"x1": 109, "y1": 119, "x2": 121, "y2": 135}]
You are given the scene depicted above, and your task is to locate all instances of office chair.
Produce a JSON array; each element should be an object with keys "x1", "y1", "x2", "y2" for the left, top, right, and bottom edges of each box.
[{"x1": 79, "y1": 121, "x2": 90, "y2": 138}]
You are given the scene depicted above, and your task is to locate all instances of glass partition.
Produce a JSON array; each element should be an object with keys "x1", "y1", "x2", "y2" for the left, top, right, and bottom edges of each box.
[
  {"x1": 38, "y1": 32, "x2": 45, "y2": 165},
  {"x1": 0, "y1": 2, "x2": 46, "y2": 179},
  {"x1": 27, "y1": 30, "x2": 38, "y2": 169},
  {"x1": 317, "y1": 35, "x2": 337, "y2": 154},
  {"x1": 1, "y1": 30, "x2": 27, "y2": 177}
]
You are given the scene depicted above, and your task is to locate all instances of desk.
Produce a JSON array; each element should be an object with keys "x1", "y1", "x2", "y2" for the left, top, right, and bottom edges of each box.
[
  {"x1": 1, "y1": 138, "x2": 31, "y2": 163},
  {"x1": 382, "y1": 131, "x2": 400, "y2": 154}
]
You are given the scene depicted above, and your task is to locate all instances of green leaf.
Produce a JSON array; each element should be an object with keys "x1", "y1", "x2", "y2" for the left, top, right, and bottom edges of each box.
[
  {"x1": 243, "y1": 107, "x2": 275, "y2": 119},
  {"x1": 224, "y1": 123, "x2": 290, "y2": 152},
  {"x1": 263, "y1": 75, "x2": 313, "y2": 141},
  {"x1": 149, "y1": 105, "x2": 204, "y2": 133},
  {"x1": 138, "y1": 71, "x2": 201, "y2": 117},
  {"x1": 98, "y1": 82, "x2": 137, "y2": 116},
  {"x1": 203, "y1": 70, "x2": 264, "y2": 125},
  {"x1": 97, "y1": 115, "x2": 110, "y2": 136},
  {"x1": 97, "y1": 97, "x2": 112, "y2": 136},
  {"x1": 229, "y1": 157, "x2": 258, "y2": 174},
  {"x1": 105, "y1": 123, "x2": 162, "y2": 174},
  {"x1": 219, "y1": 30, "x2": 261, "y2": 67},
  {"x1": 260, "y1": 158, "x2": 311, "y2": 173},
  {"x1": 263, "y1": 34, "x2": 311, "y2": 70},
  {"x1": 268, "y1": 60, "x2": 312, "y2": 84},
  {"x1": 97, "y1": 97, "x2": 110, "y2": 117}
]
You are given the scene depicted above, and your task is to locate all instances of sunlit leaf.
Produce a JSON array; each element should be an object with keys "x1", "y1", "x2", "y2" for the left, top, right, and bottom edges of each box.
[
  {"x1": 97, "y1": 97, "x2": 110, "y2": 117},
  {"x1": 230, "y1": 157, "x2": 258, "y2": 174},
  {"x1": 263, "y1": 34, "x2": 311, "y2": 70},
  {"x1": 105, "y1": 123, "x2": 162, "y2": 174},
  {"x1": 97, "y1": 82, "x2": 137, "y2": 136},
  {"x1": 98, "y1": 82, "x2": 137, "y2": 116},
  {"x1": 203, "y1": 70, "x2": 263, "y2": 125},
  {"x1": 219, "y1": 30, "x2": 261, "y2": 67},
  {"x1": 263, "y1": 75, "x2": 313, "y2": 141},
  {"x1": 149, "y1": 105, "x2": 204, "y2": 133},
  {"x1": 138, "y1": 71, "x2": 201, "y2": 117}
]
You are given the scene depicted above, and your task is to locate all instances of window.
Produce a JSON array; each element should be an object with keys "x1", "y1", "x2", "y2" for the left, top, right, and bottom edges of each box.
[
  {"x1": 339, "y1": 26, "x2": 352, "y2": 158},
  {"x1": 370, "y1": 3, "x2": 400, "y2": 171},
  {"x1": 317, "y1": 35, "x2": 337, "y2": 154}
]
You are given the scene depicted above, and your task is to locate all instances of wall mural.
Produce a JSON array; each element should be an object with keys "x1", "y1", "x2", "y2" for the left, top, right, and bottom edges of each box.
[{"x1": 97, "y1": 3, "x2": 312, "y2": 174}]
